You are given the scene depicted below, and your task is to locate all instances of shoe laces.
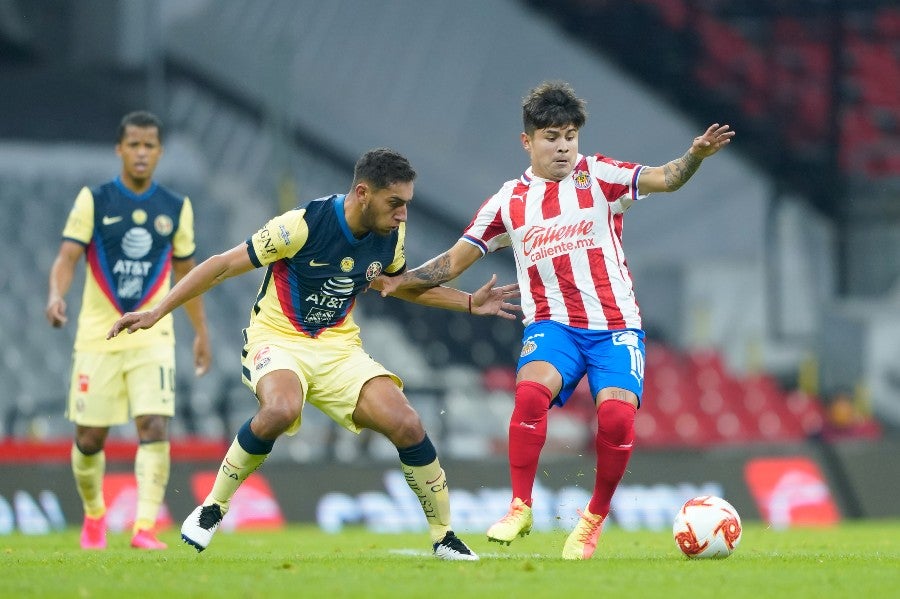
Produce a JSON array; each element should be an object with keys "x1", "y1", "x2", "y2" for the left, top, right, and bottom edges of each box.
[
  {"x1": 499, "y1": 502, "x2": 527, "y2": 523},
  {"x1": 575, "y1": 509, "x2": 603, "y2": 543},
  {"x1": 438, "y1": 531, "x2": 471, "y2": 554},
  {"x1": 198, "y1": 504, "x2": 223, "y2": 529}
]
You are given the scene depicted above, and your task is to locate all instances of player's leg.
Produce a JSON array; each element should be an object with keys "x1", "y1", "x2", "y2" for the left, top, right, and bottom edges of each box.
[
  {"x1": 352, "y1": 375, "x2": 477, "y2": 561},
  {"x1": 562, "y1": 329, "x2": 644, "y2": 560},
  {"x1": 488, "y1": 322, "x2": 576, "y2": 545},
  {"x1": 126, "y1": 346, "x2": 176, "y2": 550},
  {"x1": 181, "y1": 346, "x2": 306, "y2": 551},
  {"x1": 131, "y1": 414, "x2": 170, "y2": 549},
  {"x1": 67, "y1": 350, "x2": 128, "y2": 550},
  {"x1": 72, "y1": 425, "x2": 110, "y2": 549}
]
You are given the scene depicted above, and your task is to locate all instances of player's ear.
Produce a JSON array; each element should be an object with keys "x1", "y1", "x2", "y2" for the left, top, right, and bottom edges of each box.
[{"x1": 521, "y1": 132, "x2": 531, "y2": 152}]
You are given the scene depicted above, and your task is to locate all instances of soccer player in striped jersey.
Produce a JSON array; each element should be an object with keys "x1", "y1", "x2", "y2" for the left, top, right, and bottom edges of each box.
[
  {"x1": 374, "y1": 81, "x2": 734, "y2": 559},
  {"x1": 46, "y1": 111, "x2": 211, "y2": 550},
  {"x1": 108, "y1": 147, "x2": 519, "y2": 560}
]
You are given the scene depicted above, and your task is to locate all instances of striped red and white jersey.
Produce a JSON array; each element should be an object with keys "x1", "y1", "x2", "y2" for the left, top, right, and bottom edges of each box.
[{"x1": 462, "y1": 153, "x2": 648, "y2": 331}]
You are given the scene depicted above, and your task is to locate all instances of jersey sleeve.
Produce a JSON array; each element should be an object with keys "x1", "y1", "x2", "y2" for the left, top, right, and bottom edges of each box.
[
  {"x1": 461, "y1": 191, "x2": 511, "y2": 254},
  {"x1": 172, "y1": 197, "x2": 196, "y2": 259},
  {"x1": 383, "y1": 222, "x2": 407, "y2": 275},
  {"x1": 590, "y1": 154, "x2": 648, "y2": 214},
  {"x1": 246, "y1": 208, "x2": 310, "y2": 268},
  {"x1": 61, "y1": 187, "x2": 95, "y2": 245}
]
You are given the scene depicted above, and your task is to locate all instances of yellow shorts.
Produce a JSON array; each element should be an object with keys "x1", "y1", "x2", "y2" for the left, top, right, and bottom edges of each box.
[
  {"x1": 67, "y1": 345, "x2": 176, "y2": 427},
  {"x1": 241, "y1": 332, "x2": 402, "y2": 435}
]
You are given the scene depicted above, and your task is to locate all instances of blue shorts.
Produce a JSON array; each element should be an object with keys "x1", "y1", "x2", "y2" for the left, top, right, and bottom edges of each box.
[{"x1": 517, "y1": 320, "x2": 645, "y2": 407}]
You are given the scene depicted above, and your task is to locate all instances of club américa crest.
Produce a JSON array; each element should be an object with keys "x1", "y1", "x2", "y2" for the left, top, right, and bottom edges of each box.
[{"x1": 365, "y1": 262, "x2": 383, "y2": 281}]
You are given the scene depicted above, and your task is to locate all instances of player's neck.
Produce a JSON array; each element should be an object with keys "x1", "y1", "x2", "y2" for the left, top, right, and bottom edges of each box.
[
  {"x1": 120, "y1": 175, "x2": 153, "y2": 195},
  {"x1": 343, "y1": 193, "x2": 369, "y2": 238}
]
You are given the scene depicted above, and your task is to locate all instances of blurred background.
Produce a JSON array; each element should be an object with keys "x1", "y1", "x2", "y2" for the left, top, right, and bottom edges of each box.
[{"x1": 1, "y1": 0, "x2": 898, "y2": 474}]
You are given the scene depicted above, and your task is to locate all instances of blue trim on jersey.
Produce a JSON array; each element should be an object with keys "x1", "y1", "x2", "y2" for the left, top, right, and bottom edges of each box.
[
  {"x1": 517, "y1": 320, "x2": 645, "y2": 407},
  {"x1": 631, "y1": 166, "x2": 643, "y2": 200},
  {"x1": 113, "y1": 176, "x2": 159, "y2": 201},
  {"x1": 246, "y1": 239, "x2": 263, "y2": 268},
  {"x1": 461, "y1": 235, "x2": 488, "y2": 254}
]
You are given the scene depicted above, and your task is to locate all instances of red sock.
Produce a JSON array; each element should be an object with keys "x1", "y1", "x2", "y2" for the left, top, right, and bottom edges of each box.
[
  {"x1": 589, "y1": 399, "x2": 636, "y2": 517},
  {"x1": 507, "y1": 381, "x2": 552, "y2": 506}
]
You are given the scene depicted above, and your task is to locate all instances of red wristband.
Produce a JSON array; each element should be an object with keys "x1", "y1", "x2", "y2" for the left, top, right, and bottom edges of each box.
[{"x1": 467, "y1": 294, "x2": 472, "y2": 314}]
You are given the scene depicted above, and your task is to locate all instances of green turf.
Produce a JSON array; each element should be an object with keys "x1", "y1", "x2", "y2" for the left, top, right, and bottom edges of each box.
[{"x1": 3, "y1": 521, "x2": 898, "y2": 598}]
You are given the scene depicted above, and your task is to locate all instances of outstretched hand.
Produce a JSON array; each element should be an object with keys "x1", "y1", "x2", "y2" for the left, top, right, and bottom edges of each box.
[
  {"x1": 107, "y1": 310, "x2": 160, "y2": 340},
  {"x1": 690, "y1": 123, "x2": 734, "y2": 159},
  {"x1": 470, "y1": 274, "x2": 520, "y2": 320}
]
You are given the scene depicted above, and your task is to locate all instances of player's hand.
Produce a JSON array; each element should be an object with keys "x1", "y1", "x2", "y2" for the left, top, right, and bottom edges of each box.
[
  {"x1": 470, "y1": 274, "x2": 520, "y2": 320},
  {"x1": 107, "y1": 310, "x2": 160, "y2": 339},
  {"x1": 45, "y1": 296, "x2": 68, "y2": 328},
  {"x1": 690, "y1": 124, "x2": 734, "y2": 159},
  {"x1": 193, "y1": 332, "x2": 212, "y2": 377},
  {"x1": 368, "y1": 273, "x2": 403, "y2": 297}
]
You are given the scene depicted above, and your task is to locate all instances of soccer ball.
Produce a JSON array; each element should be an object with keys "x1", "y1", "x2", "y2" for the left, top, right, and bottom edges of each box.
[{"x1": 673, "y1": 495, "x2": 742, "y2": 559}]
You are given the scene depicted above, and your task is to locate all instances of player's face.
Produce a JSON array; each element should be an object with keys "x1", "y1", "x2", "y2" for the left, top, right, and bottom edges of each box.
[
  {"x1": 362, "y1": 180, "x2": 413, "y2": 236},
  {"x1": 116, "y1": 125, "x2": 162, "y2": 189},
  {"x1": 523, "y1": 124, "x2": 579, "y2": 181}
]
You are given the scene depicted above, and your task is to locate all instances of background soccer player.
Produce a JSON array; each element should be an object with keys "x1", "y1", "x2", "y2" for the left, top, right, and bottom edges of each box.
[
  {"x1": 108, "y1": 147, "x2": 519, "y2": 560},
  {"x1": 46, "y1": 110, "x2": 211, "y2": 550},
  {"x1": 373, "y1": 81, "x2": 734, "y2": 559}
]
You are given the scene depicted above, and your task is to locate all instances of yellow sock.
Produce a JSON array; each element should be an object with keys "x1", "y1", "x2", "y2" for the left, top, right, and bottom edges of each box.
[
  {"x1": 71, "y1": 444, "x2": 106, "y2": 518},
  {"x1": 203, "y1": 437, "x2": 268, "y2": 514},
  {"x1": 133, "y1": 441, "x2": 170, "y2": 533},
  {"x1": 401, "y1": 459, "x2": 451, "y2": 543}
]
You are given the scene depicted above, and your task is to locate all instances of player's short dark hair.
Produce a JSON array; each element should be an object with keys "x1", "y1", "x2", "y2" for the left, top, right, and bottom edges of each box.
[
  {"x1": 117, "y1": 111, "x2": 164, "y2": 142},
  {"x1": 352, "y1": 147, "x2": 416, "y2": 190},
  {"x1": 522, "y1": 81, "x2": 587, "y2": 135}
]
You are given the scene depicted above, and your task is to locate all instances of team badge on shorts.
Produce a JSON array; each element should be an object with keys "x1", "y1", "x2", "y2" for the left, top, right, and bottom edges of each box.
[
  {"x1": 253, "y1": 346, "x2": 271, "y2": 370},
  {"x1": 573, "y1": 170, "x2": 591, "y2": 189},
  {"x1": 521, "y1": 339, "x2": 538, "y2": 357}
]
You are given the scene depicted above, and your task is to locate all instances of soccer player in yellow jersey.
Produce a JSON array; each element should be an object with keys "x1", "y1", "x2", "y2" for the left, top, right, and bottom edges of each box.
[
  {"x1": 109, "y1": 147, "x2": 519, "y2": 560},
  {"x1": 46, "y1": 111, "x2": 211, "y2": 550}
]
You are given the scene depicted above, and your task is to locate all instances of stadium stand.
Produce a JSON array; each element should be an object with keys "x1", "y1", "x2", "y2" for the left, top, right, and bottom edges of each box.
[{"x1": 0, "y1": 0, "x2": 894, "y2": 461}]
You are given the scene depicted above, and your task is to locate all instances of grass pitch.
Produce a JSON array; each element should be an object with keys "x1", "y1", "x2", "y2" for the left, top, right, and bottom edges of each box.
[{"x1": 3, "y1": 521, "x2": 898, "y2": 599}]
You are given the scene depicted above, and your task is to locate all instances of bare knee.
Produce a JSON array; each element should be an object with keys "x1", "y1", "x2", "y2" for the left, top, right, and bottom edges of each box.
[
  {"x1": 135, "y1": 415, "x2": 169, "y2": 443},
  {"x1": 75, "y1": 427, "x2": 109, "y2": 455},
  {"x1": 389, "y1": 408, "x2": 425, "y2": 449},
  {"x1": 255, "y1": 394, "x2": 302, "y2": 438}
]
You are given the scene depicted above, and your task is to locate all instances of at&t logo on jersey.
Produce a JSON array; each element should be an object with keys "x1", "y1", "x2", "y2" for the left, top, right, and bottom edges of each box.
[
  {"x1": 115, "y1": 227, "x2": 153, "y2": 299},
  {"x1": 304, "y1": 277, "x2": 354, "y2": 325}
]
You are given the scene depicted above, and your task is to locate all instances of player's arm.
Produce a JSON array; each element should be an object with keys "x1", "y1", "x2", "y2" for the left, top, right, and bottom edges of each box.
[
  {"x1": 108, "y1": 243, "x2": 255, "y2": 338},
  {"x1": 637, "y1": 123, "x2": 734, "y2": 194},
  {"x1": 374, "y1": 239, "x2": 483, "y2": 297},
  {"x1": 172, "y1": 257, "x2": 212, "y2": 376},
  {"x1": 46, "y1": 240, "x2": 85, "y2": 328},
  {"x1": 391, "y1": 274, "x2": 520, "y2": 320}
]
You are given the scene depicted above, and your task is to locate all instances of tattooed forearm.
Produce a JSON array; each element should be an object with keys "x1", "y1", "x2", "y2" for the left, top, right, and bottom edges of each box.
[
  {"x1": 662, "y1": 151, "x2": 703, "y2": 191},
  {"x1": 407, "y1": 253, "x2": 455, "y2": 288}
]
